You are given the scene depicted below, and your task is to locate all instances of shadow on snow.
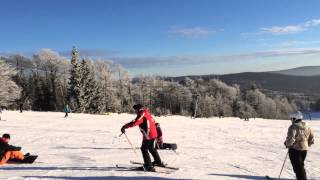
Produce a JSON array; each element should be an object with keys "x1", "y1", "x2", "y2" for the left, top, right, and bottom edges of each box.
[
  {"x1": 53, "y1": 146, "x2": 134, "y2": 150},
  {"x1": 2, "y1": 166, "x2": 186, "y2": 179},
  {"x1": 23, "y1": 176, "x2": 184, "y2": 180},
  {"x1": 0, "y1": 166, "x2": 132, "y2": 171},
  {"x1": 209, "y1": 173, "x2": 295, "y2": 180}
]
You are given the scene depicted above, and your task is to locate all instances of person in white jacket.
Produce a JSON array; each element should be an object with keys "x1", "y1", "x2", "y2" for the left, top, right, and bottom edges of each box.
[{"x1": 284, "y1": 111, "x2": 314, "y2": 180}]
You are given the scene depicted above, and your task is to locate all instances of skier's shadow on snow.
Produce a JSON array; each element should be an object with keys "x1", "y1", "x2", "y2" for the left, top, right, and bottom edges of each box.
[
  {"x1": 2, "y1": 167, "x2": 187, "y2": 179},
  {"x1": 23, "y1": 176, "x2": 185, "y2": 180},
  {"x1": 53, "y1": 146, "x2": 134, "y2": 150},
  {"x1": 0, "y1": 166, "x2": 131, "y2": 171},
  {"x1": 209, "y1": 173, "x2": 295, "y2": 180}
]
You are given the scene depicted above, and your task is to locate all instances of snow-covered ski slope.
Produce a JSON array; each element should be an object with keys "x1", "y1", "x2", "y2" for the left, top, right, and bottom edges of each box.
[{"x1": 0, "y1": 111, "x2": 319, "y2": 180}]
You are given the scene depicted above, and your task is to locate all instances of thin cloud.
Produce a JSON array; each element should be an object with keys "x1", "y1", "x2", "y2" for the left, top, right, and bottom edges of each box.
[
  {"x1": 279, "y1": 41, "x2": 302, "y2": 47},
  {"x1": 261, "y1": 26, "x2": 305, "y2": 35},
  {"x1": 279, "y1": 40, "x2": 320, "y2": 47},
  {"x1": 260, "y1": 18, "x2": 320, "y2": 35},
  {"x1": 305, "y1": 19, "x2": 320, "y2": 27},
  {"x1": 111, "y1": 48, "x2": 320, "y2": 68},
  {"x1": 168, "y1": 26, "x2": 215, "y2": 38},
  {"x1": 59, "y1": 49, "x2": 116, "y2": 58}
]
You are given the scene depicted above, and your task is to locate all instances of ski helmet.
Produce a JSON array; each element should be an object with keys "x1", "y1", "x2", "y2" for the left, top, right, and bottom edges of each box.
[
  {"x1": 290, "y1": 111, "x2": 303, "y2": 120},
  {"x1": 2, "y1": 133, "x2": 10, "y2": 139},
  {"x1": 133, "y1": 104, "x2": 143, "y2": 110}
]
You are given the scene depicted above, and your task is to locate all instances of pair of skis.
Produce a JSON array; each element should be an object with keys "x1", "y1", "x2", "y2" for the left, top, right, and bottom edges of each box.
[{"x1": 115, "y1": 161, "x2": 179, "y2": 174}]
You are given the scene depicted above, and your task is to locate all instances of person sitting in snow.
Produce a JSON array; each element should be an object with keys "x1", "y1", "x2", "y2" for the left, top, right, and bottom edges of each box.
[
  {"x1": 0, "y1": 133, "x2": 28, "y2": 165},
  {"x1": 155, "y1": 123, "x2": 177, "y2": 150},
  {"x1": 284, "y1": 111, "x2": 314, "y2": 180},
  {"x1": 121, "y1": 104, "x2": 166, "y2": 172}
]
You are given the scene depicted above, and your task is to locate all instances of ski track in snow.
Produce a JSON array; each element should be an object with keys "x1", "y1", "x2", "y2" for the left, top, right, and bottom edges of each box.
[{"x1": 0, "y1": 111, "x2": 319, "y2": 180}]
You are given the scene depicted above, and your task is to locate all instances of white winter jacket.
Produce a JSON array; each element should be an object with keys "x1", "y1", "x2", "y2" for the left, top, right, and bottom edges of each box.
[{"x1": 285, "y1": 121, "x2": 314, "y2": 151}]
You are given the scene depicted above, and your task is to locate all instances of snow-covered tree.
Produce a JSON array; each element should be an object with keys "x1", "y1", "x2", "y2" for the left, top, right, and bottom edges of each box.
[
  {"x1": 94, "y1": 60, "x2": 114, "y2": 113},
  {"x1": 32, "y1": 49, "x2": 66, "y2": 110},
  {"x1": 79, "y1": 59, "x2": 101, "y2": 113},
  {"x1": 67, "y1": 46, "x2": 81, "y2": 110},
  {"x1": 113, "y1": 64, "x2": 132, "y2": 113},
  {"x1": 0, "y1": 60, "x2": 21, "y2": 106}
]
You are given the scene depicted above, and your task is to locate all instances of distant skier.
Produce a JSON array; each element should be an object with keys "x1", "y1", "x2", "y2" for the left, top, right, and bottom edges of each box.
[
  {"x1": 121, "y1": 104, "x2": 166, "y2": 172},
  {"x1": 284, "y1": 111, "x2": 314, "y2": 180},
  {"x1": 155, "y1": 123, "x2": 177, "y2": 150},
  {"x1": 19, "y1": 103, "x2": 23, "y2": 113},
  {"x1": 64, "y1": 104, "x2": 71, "y2": 118},
  {"x1": 0, "y1": 134, "x2": 36, "y2": 165}
]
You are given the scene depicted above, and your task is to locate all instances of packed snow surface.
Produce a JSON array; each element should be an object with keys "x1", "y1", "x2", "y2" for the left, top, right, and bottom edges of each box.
[{"x1": 0, "y1": 111, "x2": 319, "y2": 180}]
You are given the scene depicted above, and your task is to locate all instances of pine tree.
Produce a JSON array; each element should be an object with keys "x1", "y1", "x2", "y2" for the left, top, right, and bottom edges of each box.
[
  {"x1": 93, "y1": 61, "x2": 114, "y2": 113},
  {"x1": 67, "y1": 46, "x2": 81, "y2": 111},
  {"x1": 79, "y1": 59, "x2": 100, "y2": 113}
]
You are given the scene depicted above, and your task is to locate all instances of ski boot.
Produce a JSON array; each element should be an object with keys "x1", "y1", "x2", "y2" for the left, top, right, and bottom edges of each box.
[
  {"x1": 136, "y1": 164, "x2": 156, "y2": 172},
  {"x1": 152, "y1": 161, "x2": 167, "y2": 167}
]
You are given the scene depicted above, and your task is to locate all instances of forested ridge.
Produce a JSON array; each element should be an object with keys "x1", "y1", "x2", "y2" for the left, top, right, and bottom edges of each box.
[{"x1": 1, "y1": 47, "x2": 300, "y2": 119}]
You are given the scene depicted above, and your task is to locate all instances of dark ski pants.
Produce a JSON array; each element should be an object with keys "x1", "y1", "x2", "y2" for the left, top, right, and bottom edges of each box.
[
  {"x1": 289, "y1": 148, "x2": 307, "y2": 180},
  {"x1": 156, "y1": 143, "x2": 177, "y2": 150},
  {"x1": 141, "y1": 139, "x2": 162, "y2": 168},
  {"x1": 65, "y1": 112, "x2": 68, "y2": 118}
]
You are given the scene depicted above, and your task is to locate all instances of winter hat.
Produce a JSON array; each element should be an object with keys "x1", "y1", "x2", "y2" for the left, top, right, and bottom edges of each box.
[
  {"x1": 2, "y1": 133, "x2": 10, "y2": 139},
  {"x1": 290, "y1": 111, "x2": 303, "y2": 120},
  {"x1": 133, "y1": 104, "x2": 143, "y2": 110}
]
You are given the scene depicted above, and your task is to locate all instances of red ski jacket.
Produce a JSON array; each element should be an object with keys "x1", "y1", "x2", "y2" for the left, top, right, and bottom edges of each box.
[{"x1": 123, "y1": 108, "x2": 158, "y2": 140}]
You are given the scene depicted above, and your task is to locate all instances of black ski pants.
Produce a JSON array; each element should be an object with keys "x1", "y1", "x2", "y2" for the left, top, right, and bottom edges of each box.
[
  {"x1": 156, "y1": 142, "x2": 177, "y2": 150},
  {"x1": 141, "y1": 139, "x2": 162, "y2": 168},
  {"x1": 289, "y1": 148, "x2": 307, "y2": 180}
]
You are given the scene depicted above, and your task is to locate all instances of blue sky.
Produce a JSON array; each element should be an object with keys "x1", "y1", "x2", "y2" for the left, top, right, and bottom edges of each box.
[{"x1": 1, "y1": 0, "x2": 320, "y2": 76}]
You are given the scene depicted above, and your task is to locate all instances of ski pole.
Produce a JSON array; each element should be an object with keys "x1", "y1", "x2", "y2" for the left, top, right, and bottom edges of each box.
[
  {"x1": 156, "y1": 141, "x2": 164, "y2": 160},
  {"x1": 123, "y1": 133, "x2": 146, "y2": 171},
  {"x1": 278, "y1": 151, "x2": 289, "y2": 180},
  {"x1": 123, "y1": 133, "x2": 139, "y2": 158}
]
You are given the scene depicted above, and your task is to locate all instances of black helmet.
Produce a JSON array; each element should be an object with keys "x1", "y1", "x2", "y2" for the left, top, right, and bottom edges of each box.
[
  {"x1": 2, "y1": 133, "x2": 10, "y2": 139},
  {"x1": 133, "y1": 104, "x2": 143, "y2": 110}
]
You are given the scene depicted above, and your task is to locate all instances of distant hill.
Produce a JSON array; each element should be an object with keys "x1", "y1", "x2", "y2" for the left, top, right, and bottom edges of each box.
[
  {"x1": 217, "y1": 72, "x2": 320, "y2": 95},
  {"x1": 169, "y1": 71, "x2": 320, "y2": 97},
  {"x1": 271, "y1": 66, "x2": 320, "y2": 76}
]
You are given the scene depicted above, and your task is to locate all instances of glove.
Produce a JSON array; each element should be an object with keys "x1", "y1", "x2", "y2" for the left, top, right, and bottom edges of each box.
[{"x1": 121, "y1": 126, "x2": 126, "y2": 133}]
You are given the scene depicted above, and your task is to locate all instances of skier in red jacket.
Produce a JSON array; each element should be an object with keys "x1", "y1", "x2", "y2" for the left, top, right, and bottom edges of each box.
[{"x1": 121, "y1": 104, "x2": 165, "y2": 171}]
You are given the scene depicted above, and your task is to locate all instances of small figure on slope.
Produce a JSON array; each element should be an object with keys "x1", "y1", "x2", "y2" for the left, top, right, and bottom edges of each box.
[
  {"x1": 64, "y1": 104, "x2": 71, "y2": 118},
  {"x1": 19, "y1": 103, "x2": 23, "y2": 113}
]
